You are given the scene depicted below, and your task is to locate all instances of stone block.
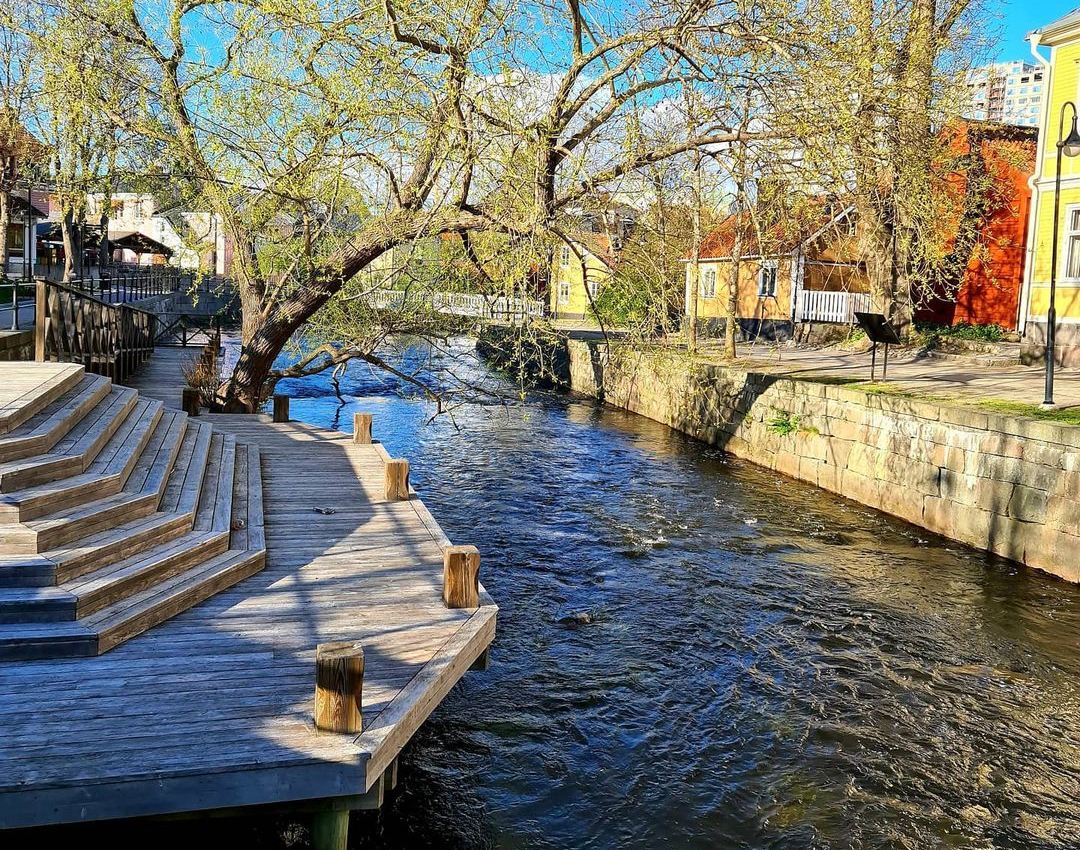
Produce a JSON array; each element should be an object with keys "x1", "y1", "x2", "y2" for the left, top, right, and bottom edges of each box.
[{"x1": 1007, "y1": 485, "x2": 1049, "y2": 524}]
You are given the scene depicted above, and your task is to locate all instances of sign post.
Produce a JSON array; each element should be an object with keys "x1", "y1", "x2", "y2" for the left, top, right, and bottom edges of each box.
[{"x1": 854, "y1": 312, "x2": 903, "y2": 382}]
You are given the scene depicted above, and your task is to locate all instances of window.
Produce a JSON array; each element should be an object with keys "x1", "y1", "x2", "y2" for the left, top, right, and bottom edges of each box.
[
  {"x1": 586, "y1": 277, "x2": 600, "y2": 300},
  {"x1": 559, "y1": 245, "x2": 571, "y2": 267},
  {"x1": 1064, "y1": 209, "x2": 1080, "y2": 279},
  {"x1": 757, "y1": 262, "x2": 778, "y2": 297},
  {"x1": 700, "y1": 268, "x2": 716, "y2": 299},
  {"x1": 557, "y1": 280, "x2": 570, "y2": 305}
]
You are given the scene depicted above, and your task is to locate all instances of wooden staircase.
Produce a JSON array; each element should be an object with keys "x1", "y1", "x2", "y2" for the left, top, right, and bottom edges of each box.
[{"x1": 0, "y1": 364, "x2": 266, "y2": 660}]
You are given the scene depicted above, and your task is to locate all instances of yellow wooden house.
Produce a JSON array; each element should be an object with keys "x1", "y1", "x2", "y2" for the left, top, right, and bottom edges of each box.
[
  {"x1": 548, "y1": 232, "x2": 618, "y2": 320},
  {"x1": 685, "y1": 204, "x2": 870, "y2": 340},
  {"x1": 1023, "y1": 10, "x2": 1080, "y2": 364}
]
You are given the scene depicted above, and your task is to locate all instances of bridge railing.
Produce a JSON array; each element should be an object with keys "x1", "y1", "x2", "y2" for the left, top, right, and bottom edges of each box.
[
  {"x1": 366, "y1": 288, "x2": 545, "y2": 321},
  {"x1": 0, "y1": 278, "x2": 37, "y2": 331},
  {"x1": 34, "y1": 279, "x2": 157, "y2": 381}
]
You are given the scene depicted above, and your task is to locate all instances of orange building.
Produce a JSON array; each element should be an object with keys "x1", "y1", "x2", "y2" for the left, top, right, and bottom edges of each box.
[{"x1": 915, "y1": 121, "x2": 1037, "y2": 331}]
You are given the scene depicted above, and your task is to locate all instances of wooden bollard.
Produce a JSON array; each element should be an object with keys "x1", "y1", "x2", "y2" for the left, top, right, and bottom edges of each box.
[
  {"x1": 314, "y1": 641, "x2": 364, "y2": 733},
  {"x1": 272, "y1": 394, "x2": 289, "y2": 423},
  {"x1": 353, "y1": 412, "x2": 372, "y2": 444},
  {"x1": 443, "y1": 545, "x2": 481, "y2": 608},
  {"x1": 181, "y1": 387, "x2": 200, "y2": 417},
  {"x1": 385, "y1": 458, "x2": 409, "y2": 500}
]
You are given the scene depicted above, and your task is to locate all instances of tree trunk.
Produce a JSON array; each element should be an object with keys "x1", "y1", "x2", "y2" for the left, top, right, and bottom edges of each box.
[
  {"x1": 890, "y1": 0, "x2": 937, "y2": 337},
  {"x1": 60, "y1": 209, "x2": 81, "y2": 283},
  {"x1": 687, "y1": 163, "x2": 701, "y2": 355},
  {"x1": 725, "y1": 224, "x2": 742, "y2": 359},
  {"x1": 99, "y1": 210, "x2": 110, "y2": 268},
  {"x1": 724, "y1": 141, "x2": 748, "y2": 360}
]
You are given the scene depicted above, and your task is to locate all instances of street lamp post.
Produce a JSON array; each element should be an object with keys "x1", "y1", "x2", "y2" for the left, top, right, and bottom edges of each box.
[{"x1": 1044, "y1": 101, "x2": 1080, "y2": 407}]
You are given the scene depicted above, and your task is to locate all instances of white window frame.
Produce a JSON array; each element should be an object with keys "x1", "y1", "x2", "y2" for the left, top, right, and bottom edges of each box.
[
  {"x1": 559, "y1": 245, "x2": 571, "y2": 267},
  {"x1": 757, "y1": 261, "x2": 779, "y2": 297},
  {"x1": 586, "y1": 276, "x2": 600, "y2": 300},
  {"x1": 1061, "y1": 205, "x2": 1080, "y2": 282},
  {"x1": 700, "y1": 268, "x2": 717, "y2": 299},
  {"x1": 557, "y1": 279, "x2": 570, "y2": 305}
]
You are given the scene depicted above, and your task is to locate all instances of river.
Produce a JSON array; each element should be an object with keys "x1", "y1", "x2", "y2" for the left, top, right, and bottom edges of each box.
[
  {"x1": 34, "y1": 339, "x2": 1080, "y2": 849},
  {"x1": 272, "y1": 340, "x2": 1080, "y2": 850}
]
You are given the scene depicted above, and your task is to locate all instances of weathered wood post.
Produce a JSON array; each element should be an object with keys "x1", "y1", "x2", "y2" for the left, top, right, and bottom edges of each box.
[
  {"x1": 312, "y1": 809, "x2": 350, "y2": 850},
  {"x1": 181, "y1": 387, "x2": 200, "y2": 417},
  {"x1": 272, "y1": 394, "x2": 290, "y2": 423},
  {"x1": 353, "y1": 412, "x2": 373, "y2": 444},
  {"x1": 314, "y1": 641, "x2": 364, "y2": 733},
  {"x1": 385, "y1": 459, "x2": 409, "y2": 500},
  {"x1": 33, "y1": 278, "x2": 46, "y2": 362},
  {"x1": 443, "y1": 545, "x2": 481, "y2": 608}
]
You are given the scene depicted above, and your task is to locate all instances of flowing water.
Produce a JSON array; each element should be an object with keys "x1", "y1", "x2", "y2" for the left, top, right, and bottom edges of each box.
[{"x1": 29, "y1": 340, "x2": 1080, "y2": 849}]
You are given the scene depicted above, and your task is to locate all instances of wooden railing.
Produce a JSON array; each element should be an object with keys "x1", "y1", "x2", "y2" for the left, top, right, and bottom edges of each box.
[
  {"x1": 794, "y1": 289, "x2": 872, "y2": 324},
  {"x1": 34, "y1": 279, "x2": 157, "y2": 381}
]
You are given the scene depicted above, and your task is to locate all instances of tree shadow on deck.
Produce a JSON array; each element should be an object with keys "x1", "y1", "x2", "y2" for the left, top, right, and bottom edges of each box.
[{"x1": 0, "y1": 415, "x2": 490, "y2": 843}]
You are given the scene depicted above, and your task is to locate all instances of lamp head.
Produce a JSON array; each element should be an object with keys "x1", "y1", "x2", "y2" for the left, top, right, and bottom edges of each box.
[{"x1": 1064, "y1": 117, "x2": 1080, "y2": 158}]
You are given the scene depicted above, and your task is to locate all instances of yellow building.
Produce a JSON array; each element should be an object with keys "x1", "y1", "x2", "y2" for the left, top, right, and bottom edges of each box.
[
  {"x1": 685, "y1": 205, "x2": 869, "y2": 340},
  {"x1": 548, "y1": 233, "x2": 618, "y2": 320},
  {"x1": 1023, "y1": 11, "x2": 1080, "y2": 364}
]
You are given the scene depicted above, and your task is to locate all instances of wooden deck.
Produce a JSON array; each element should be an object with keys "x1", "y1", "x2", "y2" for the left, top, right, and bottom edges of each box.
[{"x1": 0, "y1": 365, "x2": 496, "y2": 829}]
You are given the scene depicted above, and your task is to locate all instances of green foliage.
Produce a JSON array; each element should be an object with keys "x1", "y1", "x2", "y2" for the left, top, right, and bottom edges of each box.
[
  {"x1": 915, "y1": 322, "x2": 1006, "y2": 347},
  {"x1": 767, "y1": 409, "x2": 801, "y2": 435}
]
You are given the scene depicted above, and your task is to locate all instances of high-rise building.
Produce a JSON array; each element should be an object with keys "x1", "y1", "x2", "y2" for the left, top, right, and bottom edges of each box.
[{"x1": 964, "y1": 60, "x2": 1044, "y2": 127}]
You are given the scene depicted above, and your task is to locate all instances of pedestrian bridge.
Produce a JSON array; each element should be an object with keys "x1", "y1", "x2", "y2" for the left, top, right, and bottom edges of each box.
[{"x1": 365, "y1": 288, "x2": 544, "y2": 321}]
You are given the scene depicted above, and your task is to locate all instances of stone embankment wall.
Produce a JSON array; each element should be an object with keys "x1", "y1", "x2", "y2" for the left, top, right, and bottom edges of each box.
[{"x1": 519, "y1": 334, "x2": 1080, "y2": 583}]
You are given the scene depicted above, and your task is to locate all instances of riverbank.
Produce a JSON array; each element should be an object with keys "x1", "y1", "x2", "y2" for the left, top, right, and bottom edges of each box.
[{"x1": 480, "y1": 330, "x2": 1080, "y2": 584}]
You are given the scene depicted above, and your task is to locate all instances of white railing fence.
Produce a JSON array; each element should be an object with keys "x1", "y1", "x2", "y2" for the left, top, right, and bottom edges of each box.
[
  {"x1": 366, "y1": 289, "x2": 545, "y2": 321},
  {"x1": 794, "y1": 289, "x2": 872, "y2": 324}
]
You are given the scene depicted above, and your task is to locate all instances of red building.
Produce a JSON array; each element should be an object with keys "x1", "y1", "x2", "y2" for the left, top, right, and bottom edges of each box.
[{"x1": 915, "y1": 121, "x2": 1037, "y2": 331}]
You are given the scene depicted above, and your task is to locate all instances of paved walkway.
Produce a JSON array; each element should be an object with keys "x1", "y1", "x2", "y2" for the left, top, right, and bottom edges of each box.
[{"x1": 710, "y1": 343, "x2": 1080, "y2": 410}]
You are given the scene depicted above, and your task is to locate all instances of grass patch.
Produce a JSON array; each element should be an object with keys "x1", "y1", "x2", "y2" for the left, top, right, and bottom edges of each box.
[
  {"x1": 976, "y1": 399, "x2": 1080, "y2": 426},
  {"x1": 916, "y1": 321, "x2": 1006, "y2": 344}
]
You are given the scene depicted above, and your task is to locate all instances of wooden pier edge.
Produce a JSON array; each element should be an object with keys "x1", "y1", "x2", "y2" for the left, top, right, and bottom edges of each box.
[{"x1": 356, "y1": 604, "x2": 497, "y2": 786}]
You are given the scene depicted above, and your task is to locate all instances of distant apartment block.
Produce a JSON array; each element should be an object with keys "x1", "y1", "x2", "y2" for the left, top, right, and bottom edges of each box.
[{"x1": 964, "y1": 61, "x2": 1043, "y2": 127}]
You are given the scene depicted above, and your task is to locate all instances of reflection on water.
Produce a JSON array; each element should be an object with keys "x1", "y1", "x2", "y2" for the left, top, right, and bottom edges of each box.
[{"x1": 21, "y1": 340, "x2": 1080, "y2": 849}]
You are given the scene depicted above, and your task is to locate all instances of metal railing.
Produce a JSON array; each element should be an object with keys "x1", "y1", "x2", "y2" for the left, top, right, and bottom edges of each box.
[{"x1": 0, "y1": 278, "x2": 37, "y2": 331}]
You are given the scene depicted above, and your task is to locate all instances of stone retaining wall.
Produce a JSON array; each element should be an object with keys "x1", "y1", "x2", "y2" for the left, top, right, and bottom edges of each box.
[{"x1": 563, "y1": 338, "x2": 1080, "y2": 583}]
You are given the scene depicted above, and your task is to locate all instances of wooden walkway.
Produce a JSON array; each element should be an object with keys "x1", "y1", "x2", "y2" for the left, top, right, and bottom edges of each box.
[{"x1": 0, "y1": 360, "x2": 496, "y2": 831}]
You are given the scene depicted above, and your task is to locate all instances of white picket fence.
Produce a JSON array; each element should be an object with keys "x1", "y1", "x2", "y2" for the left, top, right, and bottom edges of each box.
[
  {"x1": 366, "y1": 288, "x2": 545, "y2": 321},
  {"x1": 794, "y1": 289, "x2": 872, "y2": 324}
]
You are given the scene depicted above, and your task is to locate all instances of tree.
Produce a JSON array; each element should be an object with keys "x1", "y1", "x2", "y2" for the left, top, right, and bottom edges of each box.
[
  {"x1": 45, "y1": 0, "x2": 772, "y2": 410},
  {"x1": 789, "y1": 0, "x2": 987, "y2": 333}
]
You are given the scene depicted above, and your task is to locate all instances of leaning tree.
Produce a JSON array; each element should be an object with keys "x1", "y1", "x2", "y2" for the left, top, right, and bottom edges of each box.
[{"x1": 43, "y1": 0, "x2": 775, "y2": 410}]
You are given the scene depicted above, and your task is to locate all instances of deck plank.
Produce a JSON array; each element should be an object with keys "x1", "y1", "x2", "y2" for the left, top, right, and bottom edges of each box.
[{"x1": 0, "y1": 403, "x2": 496, "y2": 829}]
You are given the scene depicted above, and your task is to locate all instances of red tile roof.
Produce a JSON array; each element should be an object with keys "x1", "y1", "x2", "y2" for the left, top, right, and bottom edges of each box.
[{"x1": 693, "y1": 202, "x2": 850, "y2": 261}]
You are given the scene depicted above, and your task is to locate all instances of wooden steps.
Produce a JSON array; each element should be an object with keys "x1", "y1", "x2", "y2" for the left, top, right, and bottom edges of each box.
[
  {"x1": 0, "y1": 364, "x2": 266, "y2": 660},
  {"x1": 0, "y1": 374, "x2": 113, "y2": 463},
  {"x1": 0, "y1": 364, "x2": 85, "y2": 436}
]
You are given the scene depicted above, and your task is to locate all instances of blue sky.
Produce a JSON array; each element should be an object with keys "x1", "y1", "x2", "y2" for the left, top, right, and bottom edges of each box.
[{"x1": 999, "y1": 1, "x2": 1078, "y2": 59}]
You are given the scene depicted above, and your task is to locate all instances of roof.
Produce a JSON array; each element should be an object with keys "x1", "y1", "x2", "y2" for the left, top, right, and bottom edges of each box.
[
  {"x1": 0, "y1": 117, "x2": 48, "y2": 163},
  {"x1": 1032, "y1": 7, "x2": 1080, "y2": 44},
  {"x1": 692, "y1": 201, "x2": 851, "y2": 261},
  {"x1": 110, "y1": 229, "x2": 174, "y2": 257},
  {"x1": 568, "y1": 231, "x2": 618, "y2": 269},
  {"x1": 9, "y1": 193, "x2": 46, "y2": 218}
]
